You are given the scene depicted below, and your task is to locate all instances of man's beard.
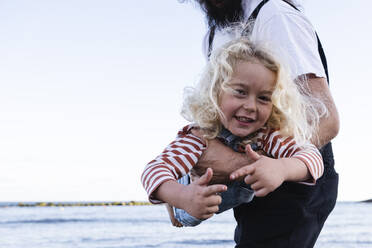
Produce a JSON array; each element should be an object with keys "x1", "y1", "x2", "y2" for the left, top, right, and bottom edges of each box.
[{"x1": 197, "y1": 0, "x2": 244, "y2": 28}]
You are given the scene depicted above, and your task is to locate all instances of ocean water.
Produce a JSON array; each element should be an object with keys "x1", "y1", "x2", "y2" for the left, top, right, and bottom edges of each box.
[{"x1": 0, "y1": 202, "x2": 371, "y2": 248}]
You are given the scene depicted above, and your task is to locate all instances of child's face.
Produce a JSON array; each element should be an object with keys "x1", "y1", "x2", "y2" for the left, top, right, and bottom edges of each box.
[{"x1": 219, "y1": 60, "x2": 275, "y2": 137}]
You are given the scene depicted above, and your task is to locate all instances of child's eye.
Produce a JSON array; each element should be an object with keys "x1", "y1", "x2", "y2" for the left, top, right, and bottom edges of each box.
[
  {"x1": 258, "y1": 95, "x2": 271, "y2": 102},
  {"x1": 233, "y1": 89, "x2": 246, "y2": 96}
]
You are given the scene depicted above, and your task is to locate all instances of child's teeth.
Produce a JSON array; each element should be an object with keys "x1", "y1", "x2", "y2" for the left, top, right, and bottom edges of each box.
[{"x1": 238, "y1": 117, "x2": 249, "y2": 122}]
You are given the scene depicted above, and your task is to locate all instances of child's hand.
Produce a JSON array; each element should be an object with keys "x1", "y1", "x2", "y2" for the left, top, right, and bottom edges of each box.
[
  {"x1": 182, "y1": 168, "x2": 227, "y2": 220},
  {"x1": 230, "y1": 145, "x2": 286, "y2": 197}
]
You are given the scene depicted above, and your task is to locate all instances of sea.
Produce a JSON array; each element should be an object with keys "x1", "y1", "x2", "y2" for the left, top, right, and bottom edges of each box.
[{"x1": 0, "y1": 202, "x2": 371, "y2": 248}]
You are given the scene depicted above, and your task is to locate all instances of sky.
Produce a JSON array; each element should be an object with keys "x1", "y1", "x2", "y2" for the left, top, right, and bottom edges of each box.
[{"x1": 0, "y1": 0, "x2": 371, "y2": 202}]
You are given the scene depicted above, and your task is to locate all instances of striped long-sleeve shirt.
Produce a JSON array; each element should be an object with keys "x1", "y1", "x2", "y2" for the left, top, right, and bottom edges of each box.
[{"x1": 141, "y1": 125, "x2": 323, "y2": 204}]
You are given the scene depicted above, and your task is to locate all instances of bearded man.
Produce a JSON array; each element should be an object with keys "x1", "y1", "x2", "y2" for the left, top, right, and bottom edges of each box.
[{"x1": 189, "y1": 0, "x2": 339, "y2": 247}]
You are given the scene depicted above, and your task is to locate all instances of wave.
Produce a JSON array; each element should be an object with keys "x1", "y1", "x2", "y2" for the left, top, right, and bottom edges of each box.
[
  {"x1": 175, "y1": 239, "x2": 233, "y2": 245},
  {"x1": 1, "y1": 217, "x2": 169, "y2": 225},
  {"x1": 80, "y1": 236, "x2": 139, "y2": 243},
  {"x1": 1, "y1": 218, "x2": 98, "y2": 224},
  {"x1": 117, "y1": 239, "x2": 234, "y2": 248}
]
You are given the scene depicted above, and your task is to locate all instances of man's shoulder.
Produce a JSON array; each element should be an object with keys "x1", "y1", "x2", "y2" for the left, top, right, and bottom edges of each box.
[{"x1": 255, "y1": 0, "x2": 305, "y2": 23}]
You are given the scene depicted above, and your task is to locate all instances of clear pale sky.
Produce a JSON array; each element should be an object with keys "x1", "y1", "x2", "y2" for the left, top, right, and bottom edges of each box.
[{"x1": 0, "y1": 0, "x2": 371, "y2": 202}]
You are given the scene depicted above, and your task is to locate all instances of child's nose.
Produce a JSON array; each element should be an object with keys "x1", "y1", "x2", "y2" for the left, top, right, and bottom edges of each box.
[{"x1": 242, "y1": 98, "x2": 256, "y2": 111}]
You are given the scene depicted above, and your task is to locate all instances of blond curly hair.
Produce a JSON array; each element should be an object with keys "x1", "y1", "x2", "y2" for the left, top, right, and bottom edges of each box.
[{"x1": 181, "y1": 37, "x2": 327, "y2": 146}]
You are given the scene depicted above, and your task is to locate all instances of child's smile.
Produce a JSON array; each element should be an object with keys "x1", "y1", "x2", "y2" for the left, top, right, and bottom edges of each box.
[{"x1": 219, "y1": 60, "x2": 276, "y2": 137}]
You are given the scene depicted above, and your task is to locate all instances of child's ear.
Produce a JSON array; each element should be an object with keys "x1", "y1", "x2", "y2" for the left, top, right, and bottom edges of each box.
[{"x1": 266, "y1": 106, "x2": 281, "y2": 129}]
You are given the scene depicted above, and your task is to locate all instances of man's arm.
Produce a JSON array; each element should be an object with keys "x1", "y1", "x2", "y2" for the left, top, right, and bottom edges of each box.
[
  {"x1": 306, "y1": 75, "x2": 340, "y2": 148},
  {"x1": 191, "y1": 138, "x2": 255, "y2": 184}
]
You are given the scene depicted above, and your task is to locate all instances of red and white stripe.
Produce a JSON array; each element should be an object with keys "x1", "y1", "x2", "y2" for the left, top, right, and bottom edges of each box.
[
  {"x1": 259, "y1": 129, "x2": 324, "y2": 183},
  {"x1": 141, "y1": 125, "x2": 324, "y2": 203},
  {"x1": 141, "y1": 125, "x2": 206, "y2": 203}
]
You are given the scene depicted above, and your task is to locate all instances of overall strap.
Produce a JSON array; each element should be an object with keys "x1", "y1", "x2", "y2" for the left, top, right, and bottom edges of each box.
[
  {"x1": 246, "y1": 0, "x2": 330, "y2": 82},
  {"x1": 247, "y1": 0, "x2": 270, "y2": 22},
  {"x1": 207, "y1": 26, "x2": 216, "y2": 57},
  {"x1": 316, "y1": 35, "x2": 329, "y2": 82}
]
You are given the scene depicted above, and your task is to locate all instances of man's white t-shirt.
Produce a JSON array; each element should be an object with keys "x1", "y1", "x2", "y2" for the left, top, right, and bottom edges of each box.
[{"x1": 202, "y1": 0, "x2": 326, "y2": 80}]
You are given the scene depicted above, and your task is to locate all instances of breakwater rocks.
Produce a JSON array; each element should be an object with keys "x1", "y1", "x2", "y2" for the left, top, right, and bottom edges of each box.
[{"x1": 11, "y1": 201, "x2": 152, "y2": 207}]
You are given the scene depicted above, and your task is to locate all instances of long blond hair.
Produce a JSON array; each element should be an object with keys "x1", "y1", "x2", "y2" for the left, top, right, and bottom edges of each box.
[{"x1": 182, "y1": 38, "x2": 327, "y2": 146}]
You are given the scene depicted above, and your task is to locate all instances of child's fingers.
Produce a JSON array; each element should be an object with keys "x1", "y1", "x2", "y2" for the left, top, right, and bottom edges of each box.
[
  {"x1": 205, "y1": 205, "x2": 220, "y2": 215},
  {"x1": 200, "y1": 213, "x2": 214, "y2": 220},
  {"x1": 196, "y1": 168, "x2": 213, "y2": 186},
  {"x1": 254, "y1": 187, "x2": 269, "y2": 197},
  {"x1": 245, "y1": 144, "x2": 261, "y2": 161},
  {"x1": 199, "y1": 205, "x2": 221, "y2": 220},
  {"x1": 250, "y1": 181, "x2": 262, "y2": 191},
  {"x1": 203, "y1": 184, "x2": 227, "y2": 197},
  {"x1": 243, "y1": 174, "x2": 256, "y2": 185},
  {"x1": 204, "y1": 193, "x2": 223, "y2": 207},
  {"x1": 230, "y1": 165, "x2": 255, "y2": 180}
]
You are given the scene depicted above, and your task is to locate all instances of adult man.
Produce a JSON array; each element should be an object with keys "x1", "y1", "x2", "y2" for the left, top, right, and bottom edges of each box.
[{"x1": 189, "y1": 0, "x2": 339, "y2": 247}]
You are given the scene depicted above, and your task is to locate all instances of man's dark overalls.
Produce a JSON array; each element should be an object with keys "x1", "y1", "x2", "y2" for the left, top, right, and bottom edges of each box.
[{"x1": 207, "y1": 1, "x2": 339, "y2": 247}]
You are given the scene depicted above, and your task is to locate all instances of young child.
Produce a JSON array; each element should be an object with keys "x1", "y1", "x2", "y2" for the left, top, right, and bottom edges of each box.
[{"x1": 141, "y1": 37, "x2": 326, "y2": 227}]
